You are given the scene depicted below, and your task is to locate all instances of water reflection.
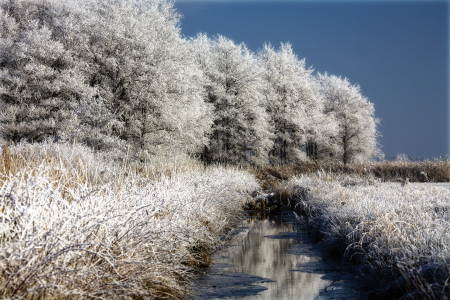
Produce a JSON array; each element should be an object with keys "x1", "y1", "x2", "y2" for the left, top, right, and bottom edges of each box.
[{"x1": 194, "y1": 212, "x2": 358, "y2": 300}]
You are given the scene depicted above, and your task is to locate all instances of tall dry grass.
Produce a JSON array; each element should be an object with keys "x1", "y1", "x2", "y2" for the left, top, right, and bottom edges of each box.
[
  {"x1": 253, "y1": 159, "x2": 450, "y2": 189},
  {"x1": 0, "y1": 141, "x2": 259, "y2": 299},
  {"x1": 291, "y1": 172, "x2": 450, "y2": 299}
]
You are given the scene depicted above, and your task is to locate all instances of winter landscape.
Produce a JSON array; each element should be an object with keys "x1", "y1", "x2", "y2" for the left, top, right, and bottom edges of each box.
[{"x1": 0, "y1": 0, "x2": 449, "y2": 299}]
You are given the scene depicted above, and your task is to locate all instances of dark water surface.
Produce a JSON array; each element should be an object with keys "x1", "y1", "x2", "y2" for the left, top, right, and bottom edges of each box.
[{"x1": 194, "y1": 212, "x2": 359, "y2": 300}]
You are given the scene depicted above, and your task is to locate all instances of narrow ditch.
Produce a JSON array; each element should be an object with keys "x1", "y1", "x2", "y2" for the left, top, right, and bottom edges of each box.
[{"x1": 193, "y1": 211, "x2": 360, "y2": 299}]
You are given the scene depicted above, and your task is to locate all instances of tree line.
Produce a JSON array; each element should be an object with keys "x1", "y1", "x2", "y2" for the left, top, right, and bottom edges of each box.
[{"x1": 0, "y1": 0, "x2": 383, "y2": 165}]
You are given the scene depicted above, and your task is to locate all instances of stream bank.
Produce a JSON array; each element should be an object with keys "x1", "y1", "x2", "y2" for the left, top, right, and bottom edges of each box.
[{"x1": 291, "y1": 177, "x2": 450, "y2": 300}]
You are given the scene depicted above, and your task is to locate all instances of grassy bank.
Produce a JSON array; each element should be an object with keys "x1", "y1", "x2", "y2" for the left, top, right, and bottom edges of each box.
[
  {"x1": 290, "y1": 172, "x2": 450, "y2": 299},
  {"x1": 0, "y1": 141, "x2": 259, "y2": 299},
  {"x1": 3, "y1": 142, "x2": 448, "y2": 299}
]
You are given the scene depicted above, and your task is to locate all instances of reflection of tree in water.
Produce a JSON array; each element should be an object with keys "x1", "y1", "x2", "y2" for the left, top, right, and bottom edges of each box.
[{"x1": 221, "y1": 215, "x2": 331, "y2": 300}]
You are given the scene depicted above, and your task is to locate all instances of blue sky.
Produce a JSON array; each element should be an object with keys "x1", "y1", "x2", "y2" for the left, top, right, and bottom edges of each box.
[{"x1": 174, "y1": 0, "x2": 449, "y2": 159}]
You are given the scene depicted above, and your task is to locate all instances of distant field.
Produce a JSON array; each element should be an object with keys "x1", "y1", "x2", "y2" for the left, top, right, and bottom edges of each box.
[{"x1": 254, "y1": 160, "x2": 450, "y2": 188}]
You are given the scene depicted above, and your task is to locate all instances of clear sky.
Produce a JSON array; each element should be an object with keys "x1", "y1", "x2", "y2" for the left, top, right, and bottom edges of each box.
[{"x1": 174, "y1": 0, "x2": 449, "y2": 160}]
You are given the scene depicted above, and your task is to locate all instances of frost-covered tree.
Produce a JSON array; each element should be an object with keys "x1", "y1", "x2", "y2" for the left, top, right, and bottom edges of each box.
[
  {"x1": 0, "y1": 0, "x2": 213, "y2": 160},
  {"x1": 0, "y1": 0, "x2": 94, "y2": 142},
  {"x1": 316, "y1": 73, "x2": 382, "y2": 164},
  {"x1": 63, "y1": 0, "x2": 213, "y2": 159},
  {"x1": 258, "y1": 43, "x2": 335, "y2": 164},
  {"x1": 65, "y1": 97, "x2": 125, "y2": 152},
  {"x1": 0, "y1": 0, "x2": 382, "y2": 165},
  {"x1": 191, "y1": 34, "x2": 273, "y2": 166},
  {"x1": 304, "y1": 76, "x2": 339, "y2": 162}
]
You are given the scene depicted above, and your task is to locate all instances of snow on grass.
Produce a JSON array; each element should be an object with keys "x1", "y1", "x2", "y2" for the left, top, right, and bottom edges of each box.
[{"x1": 0, "y1": 141, "x2": 259, "y2": 299}]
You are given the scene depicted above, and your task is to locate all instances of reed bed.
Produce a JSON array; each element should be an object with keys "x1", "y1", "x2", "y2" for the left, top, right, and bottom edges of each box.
[
  {"x1": 254, "y1": 159, "x2": 450, "y2": 190},
  {"x1": 291, "y1": 172, "x2": 450, "y2": 299},
  {"x1": 0, "y1": 141, "x2": 259, "y2": 299}
]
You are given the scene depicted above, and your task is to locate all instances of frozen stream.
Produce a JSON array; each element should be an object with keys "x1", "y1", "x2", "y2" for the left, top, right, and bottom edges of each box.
[{"x1": 194, "y1": 212, "x2": 359, "y2": 299}]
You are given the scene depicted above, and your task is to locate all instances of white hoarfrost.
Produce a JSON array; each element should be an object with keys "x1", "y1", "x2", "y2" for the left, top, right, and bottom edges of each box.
[
  {"x1": 0, "y1": 0, "x2": 383, "y2": 165},
  {"x1": 258, "y1": 43, "x2": 336, "y2": 163},
  {"x1": 190, "y1": 34, "x2": 273, "y2": 166},
  {"x1": 316, "y1": 73, "x2": 382, "y2": 163},
  {"x1": 0, "y1": 141, "x2": 259, "y2": 298},
  {"x1": 0, "y1": 0, "x2": 213, "y2": 160},
  {"x1": 290, "y1": 173, "x2": 450, "y2": 264}
]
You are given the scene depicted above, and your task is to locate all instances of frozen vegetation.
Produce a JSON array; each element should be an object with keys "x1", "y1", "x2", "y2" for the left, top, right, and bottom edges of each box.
[
  {"x1": 0, "y1": 141, "x2": 259, "y2": 299},
  {"x1": 0, "y1": 0, "x2": 381, "y2": 166},
  {"x1": 2, "y1": 0, "x2": 448, "y2": 298},
  {"x1": 291, "y1": 173, "x2": 450, "y2": 298}
]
